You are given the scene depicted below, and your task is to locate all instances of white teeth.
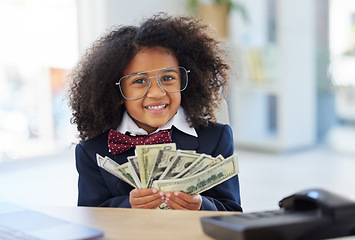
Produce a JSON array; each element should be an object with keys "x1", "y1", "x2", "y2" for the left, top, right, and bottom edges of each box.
[{"x1": 146, "y1": 105, "x2": 166, "y2": 110}]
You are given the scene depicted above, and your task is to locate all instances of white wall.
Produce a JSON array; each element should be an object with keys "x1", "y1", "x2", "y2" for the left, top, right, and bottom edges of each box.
[
  {"x1": 229, "y1": 0, "x2": 317, "y2": 151},
  {"x1": 76, "y1": 0, "x2": 188, "y2": 54}
]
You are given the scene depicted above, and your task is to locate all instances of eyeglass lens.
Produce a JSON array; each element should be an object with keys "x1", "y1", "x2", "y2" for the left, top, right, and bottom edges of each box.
[{"x1": 119, "y1": 66, "x2": 188, "y2": 100}]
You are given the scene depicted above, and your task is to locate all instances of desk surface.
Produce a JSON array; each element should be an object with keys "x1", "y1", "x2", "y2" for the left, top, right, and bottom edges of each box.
[{"x1": 30, "y1": 206, "x2": 237, "y2": 240}]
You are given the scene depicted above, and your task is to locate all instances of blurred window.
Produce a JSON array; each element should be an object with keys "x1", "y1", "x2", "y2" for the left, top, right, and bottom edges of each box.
[{"x1": 0, "y1": 0, "x2": 78, "y2": 161}]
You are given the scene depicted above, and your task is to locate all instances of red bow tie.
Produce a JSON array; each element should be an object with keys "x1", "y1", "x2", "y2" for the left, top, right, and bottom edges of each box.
[{"x1": 107, "y1": 129, "x2": 172, "y2": 155}]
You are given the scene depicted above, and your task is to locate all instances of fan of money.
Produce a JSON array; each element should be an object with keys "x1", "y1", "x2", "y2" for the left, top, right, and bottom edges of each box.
[{"x1": 97, "y1": 143, "x2": 239, "y2": 197}]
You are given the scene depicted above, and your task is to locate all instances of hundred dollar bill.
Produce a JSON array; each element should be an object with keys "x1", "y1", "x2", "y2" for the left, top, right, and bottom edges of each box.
[
  {"x1": 127, "y1": 156, "x2": 140, "y2": 181},
  {"x1": 173, "y1": 154, "x2": 216, "y2": 179},
  {"x1": 96, "y1": 153, "x2": 105, "y2": 167},
  {"x1": 96, "y1": 154, "x2": 138, "y2": 188},
  {"x1": 149, "y1": 150, "x2": 176, "y2": 186},
  {"x1": 152, "y1": 154, "x2": 239, "y2": 195},
  {"x1": 159, "y1": 152, "x2": 200, "y2": 180},
  {"x1": 127, "y1": 160, "x2": 142, "y2": 189},
  {"x1": 136, "y1": 143, "x2": 176, "y2": 188},
  {"x1": 158, "y1": 202, "x2": 170, "y2": 210},
  {"x1": 113, "y1": 162, "x2": 138, "y2": 188},
  {"x1": 96, "y1": 154, "x2": 121, "y2": 178},
  {"x1": 96, "y1": 154, "x2": 130, "y2": 183},
  {"x1": 150, "y1": 150, "x2": 196, "y2": 185},
  {"x1": 180, "y1": 154, "x2": 225, "y2": 178}
]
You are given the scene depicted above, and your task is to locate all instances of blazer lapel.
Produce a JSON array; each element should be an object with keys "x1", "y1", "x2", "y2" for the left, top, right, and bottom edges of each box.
[
  {"x1": 112, "y1": 149, "x2": 135, "y2": 164},
  {"x1": 171, "y1": 127, "x2": 199, "y2": 150}
]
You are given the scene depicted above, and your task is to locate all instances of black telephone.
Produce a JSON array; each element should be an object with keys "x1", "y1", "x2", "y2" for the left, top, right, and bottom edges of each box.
[{"x1": 201, "y1": 189, "x2": 355, "y2": 240}]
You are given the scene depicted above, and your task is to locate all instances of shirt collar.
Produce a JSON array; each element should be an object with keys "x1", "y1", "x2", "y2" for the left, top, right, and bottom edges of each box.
[{"x1": 116, "y1": 106, "x2": 197, "y2": 137}]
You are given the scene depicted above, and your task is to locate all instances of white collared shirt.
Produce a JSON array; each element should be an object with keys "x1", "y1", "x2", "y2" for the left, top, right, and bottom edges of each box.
[{"x1": 116, "y1": 106, "x2": 197, "y2": 137}]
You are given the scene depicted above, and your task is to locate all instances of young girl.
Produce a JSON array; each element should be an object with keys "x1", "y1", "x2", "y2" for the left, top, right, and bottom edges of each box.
[{"x1": 68, "y1": 13, "x2": 242, "y2": 211}]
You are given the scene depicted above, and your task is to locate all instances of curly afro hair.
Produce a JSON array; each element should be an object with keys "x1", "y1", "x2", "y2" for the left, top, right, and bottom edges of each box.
[{"x1": 68, "y1": 13, "x2": 231, "y2": 142}]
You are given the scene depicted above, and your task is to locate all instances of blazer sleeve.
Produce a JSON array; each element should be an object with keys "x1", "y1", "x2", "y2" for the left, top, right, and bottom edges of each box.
[
  {"x1": 75, "y1": 143, "x2": 131, "y2": 208},
  {"x1": 198, "y1": 124, "x2": 242, "y2": 212}
]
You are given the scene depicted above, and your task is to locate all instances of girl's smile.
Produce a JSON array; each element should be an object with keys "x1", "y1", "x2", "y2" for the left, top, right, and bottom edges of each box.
[{"x1": 144, "y1": 103, "x2": 168, "y2": 112}]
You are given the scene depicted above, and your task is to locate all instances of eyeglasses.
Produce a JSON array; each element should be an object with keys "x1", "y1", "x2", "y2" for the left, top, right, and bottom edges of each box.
[{"x1": 116, "y1": 66, "x2": 190, "y2": 100}]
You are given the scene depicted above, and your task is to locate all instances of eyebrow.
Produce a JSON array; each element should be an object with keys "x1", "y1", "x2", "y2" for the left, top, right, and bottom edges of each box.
[{"x1": 134, "y1": 66, "x2": 179, "y2": 75}]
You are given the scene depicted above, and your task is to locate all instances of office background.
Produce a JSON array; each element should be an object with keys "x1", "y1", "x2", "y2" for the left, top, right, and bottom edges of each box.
[{"x1": 0, "y1": 0, "x2": 354, "y2": 213}]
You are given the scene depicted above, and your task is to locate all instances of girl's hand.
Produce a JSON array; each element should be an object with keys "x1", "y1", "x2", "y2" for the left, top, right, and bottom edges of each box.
[
  {"x1": 129, "y1": 188, "x2": 165, "y2": 209},
  {"x1": 164, "y1": 191, "x2": 202, "y2": 210}
]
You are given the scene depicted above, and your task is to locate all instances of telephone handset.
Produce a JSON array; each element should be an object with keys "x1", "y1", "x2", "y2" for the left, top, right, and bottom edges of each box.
[
  {"x1": 201, "y1": 188, "x2": 355, "y2": 240},
  {"x1": 279, "y1": 188, "x2": 355, "y2": 224}
]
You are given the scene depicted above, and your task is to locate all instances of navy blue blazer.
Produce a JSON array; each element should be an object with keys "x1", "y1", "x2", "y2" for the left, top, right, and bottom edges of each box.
[{"x1": 75, "y1": 123, "x2": 242, "y2": 211}]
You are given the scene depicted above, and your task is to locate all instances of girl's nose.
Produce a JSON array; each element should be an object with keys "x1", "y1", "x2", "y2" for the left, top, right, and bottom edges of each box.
[{"x1": 146, "y1": 78, "x2": 166, "y2": 98}]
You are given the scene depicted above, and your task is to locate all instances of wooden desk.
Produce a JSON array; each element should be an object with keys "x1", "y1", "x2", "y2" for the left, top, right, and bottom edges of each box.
[{"x1": 30, "y1": 206, "x2": 238, "y2": 240}]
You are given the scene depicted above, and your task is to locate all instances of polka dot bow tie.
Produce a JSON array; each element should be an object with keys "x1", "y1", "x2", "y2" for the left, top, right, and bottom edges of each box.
[{"x1": 107, "y1": 129, "x2": 172, "y2": 155}]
